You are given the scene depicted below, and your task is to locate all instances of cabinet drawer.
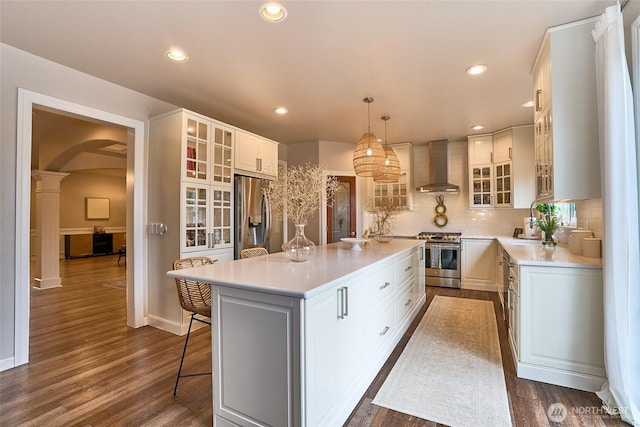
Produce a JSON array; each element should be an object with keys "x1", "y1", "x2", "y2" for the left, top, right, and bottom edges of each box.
[
  {"x1": 397, "y1": 283, "x2": 416, "y2": 326},
  {"x1": 398, "y1": 252, "x2": 415, "y2": 285},
  {"x1": 367, "y1": 264, "x2": 395, "y2": 309},
  {"x1": 365, "y1": 300, "x2": 396, "y2": 356}
]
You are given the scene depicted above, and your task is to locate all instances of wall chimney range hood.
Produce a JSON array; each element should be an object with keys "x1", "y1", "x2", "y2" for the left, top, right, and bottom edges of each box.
[{"x1": 416, "y1": 140, "x2": 460, "y2": 194}]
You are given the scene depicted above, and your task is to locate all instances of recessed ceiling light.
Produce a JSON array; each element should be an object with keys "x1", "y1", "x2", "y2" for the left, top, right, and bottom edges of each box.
[
  {"x1": 260, "y1": 2, "x2": 287, "y2": 22},
  {"x1": 471, "y1": 125, "x2": 484, "y2": 130},
  {"x1": 521, "y1": 101, "x2": 534, "y2": 108},
  {"x1": 465, "y1": 64, "x2": 487, "y2": 76},
  {"x1": 165, "y1": 49, "x2": 188, "y2": 62},
  {"x1": 274, "y1": 106, "x2": 288, "y2": 115}
]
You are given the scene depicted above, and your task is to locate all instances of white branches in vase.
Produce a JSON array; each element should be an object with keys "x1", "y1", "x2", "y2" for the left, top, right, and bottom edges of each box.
[
  {"x1": 266, "y1": 163, "x2": 339, "y2": 261},
  {"x1": 365, "y1": 196, "x2": 401, "y2": 241}
]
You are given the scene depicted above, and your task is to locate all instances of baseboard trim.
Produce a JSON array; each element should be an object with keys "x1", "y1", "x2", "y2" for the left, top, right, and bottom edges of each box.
[
  {"x1": 461, "y1": 282, "x2": 497, "y2": 292},
  {"x1": 0, "y1": 356, "x2": 16, "y2": 372},
  {"x1": 147, "y1": 314, "x2": 209, "y2": 336},
  {"x1": 517, "y1": 361, "x2": 607, "y2": 392}
]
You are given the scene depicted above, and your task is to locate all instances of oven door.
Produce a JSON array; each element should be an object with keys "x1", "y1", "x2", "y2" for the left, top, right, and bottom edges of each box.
[{"x1": 425, "y1": 242, "x2": 461, "y2": 279}]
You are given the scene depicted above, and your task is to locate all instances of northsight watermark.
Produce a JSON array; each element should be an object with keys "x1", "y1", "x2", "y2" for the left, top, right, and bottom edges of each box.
[{"x1": 547, "y1": 402, "x2": 627, "y2": 423}]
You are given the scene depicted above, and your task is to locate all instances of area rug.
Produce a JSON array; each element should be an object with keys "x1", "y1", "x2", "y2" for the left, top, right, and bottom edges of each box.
[{"x1": 372, "y1": 296, "x2": 512, "y2": 427}]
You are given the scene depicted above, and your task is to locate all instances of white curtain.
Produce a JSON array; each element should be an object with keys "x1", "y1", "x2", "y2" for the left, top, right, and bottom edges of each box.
[{"x1": 592, "y1": 4, "x2": 640, "y2": 426}]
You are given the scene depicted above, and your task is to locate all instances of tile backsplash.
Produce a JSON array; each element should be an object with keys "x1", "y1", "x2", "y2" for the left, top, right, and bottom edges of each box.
[
  {"x1": 390, "y1": 141, "x2": 533, "y2": 237},
  {"x1": 575, "y1": 198, "x2": 603, "y2": 238},
  {"x1": 383, "y1": 141, "x2": 603, "y2": 239}
]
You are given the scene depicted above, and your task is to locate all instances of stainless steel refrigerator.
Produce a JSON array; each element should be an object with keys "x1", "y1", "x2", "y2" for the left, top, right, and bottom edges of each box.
[{"x1": 234, "y1": 175, "x2": 272, "y2": 259}]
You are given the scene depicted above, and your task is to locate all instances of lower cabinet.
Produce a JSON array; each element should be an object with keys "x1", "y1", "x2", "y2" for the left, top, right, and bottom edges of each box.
[
  {"x1": 461, "y1": 238, "x2": 496, "y2": 291},
  {"x1": 212, "y1": 245, "x2": 426, "y2": 427},
  {"x1": 512, "y1": 264, "x2": 605, "y2": 392}
]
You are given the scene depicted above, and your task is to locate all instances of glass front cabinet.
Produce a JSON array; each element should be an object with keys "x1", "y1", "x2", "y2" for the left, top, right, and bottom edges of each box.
[
  {"x1": 180, "y1": 112, "x2": 234, "y2": 255},
  {"x1": 183, "y1": 116, "x2": 233, "y2": 185},
  {"x1": 470, "y1": 165, "x2": 493, "y2": 207},
  {"x1": 182, "y1": 183, "x2": 233, "y2": 254}
]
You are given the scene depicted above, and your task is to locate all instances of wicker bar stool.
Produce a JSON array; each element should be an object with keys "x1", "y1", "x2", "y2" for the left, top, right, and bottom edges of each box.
[
  {"x1": 239, "y1": 247, "x2": 269, "y2": 258},
  {"x1": 172, "y1": 256, "x2": 215, "y2": 396}
]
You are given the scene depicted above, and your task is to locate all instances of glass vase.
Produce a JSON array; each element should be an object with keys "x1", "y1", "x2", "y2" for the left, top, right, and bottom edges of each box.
[
  {"x1": 372, "y1": 223, "x2": 393, "y2": 243},
  {"x1": 541, "y1": 230, "x2": 557, "y2": 247},
  {"x1": 284, "y1": 224, "x2": 316, "y2": 262}
]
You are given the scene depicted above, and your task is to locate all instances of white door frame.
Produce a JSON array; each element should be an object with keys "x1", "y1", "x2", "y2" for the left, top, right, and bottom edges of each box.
[{"x1": 14, "y1": 89, "x2": 147, "y2": 366}]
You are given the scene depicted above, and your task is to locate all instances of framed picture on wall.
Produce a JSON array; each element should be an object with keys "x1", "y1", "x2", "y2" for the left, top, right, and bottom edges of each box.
[{"x1": 86, "y1": 197, "x2": 110, "y2": 220}]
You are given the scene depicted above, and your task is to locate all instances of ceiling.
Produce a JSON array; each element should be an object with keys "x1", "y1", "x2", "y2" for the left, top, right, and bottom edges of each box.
[{"x1": 0, "y1": 1, "x2": 618, "y2": 146}]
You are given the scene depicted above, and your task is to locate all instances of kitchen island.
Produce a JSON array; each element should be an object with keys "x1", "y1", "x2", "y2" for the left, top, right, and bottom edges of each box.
[{"x1": 168, "y1": 239, "x2": 426, "y2": 427}]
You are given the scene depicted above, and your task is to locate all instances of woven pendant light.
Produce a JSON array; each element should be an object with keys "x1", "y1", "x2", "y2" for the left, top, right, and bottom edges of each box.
[
  {"x1": 373, "y1": 115, "x2": 401, "y2": 183},
  {"x1": 353, "y1": 97, "x2": 385, "y2": 177}
]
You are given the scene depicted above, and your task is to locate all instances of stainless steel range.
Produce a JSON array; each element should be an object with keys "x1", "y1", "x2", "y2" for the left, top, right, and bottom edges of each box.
[{"x1": 417, "y1": 231, "x2": 461, "y2": 288}]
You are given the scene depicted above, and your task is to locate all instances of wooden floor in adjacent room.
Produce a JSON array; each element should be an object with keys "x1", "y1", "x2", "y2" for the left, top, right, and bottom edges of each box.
[{"x1": 0, "y1": 256, "x2": 627, "y2": 426}]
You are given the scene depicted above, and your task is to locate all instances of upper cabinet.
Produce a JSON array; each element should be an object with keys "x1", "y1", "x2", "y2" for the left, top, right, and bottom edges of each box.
[
  {"x1": 182, "y1": 114, "x2": 233, "y2": 185},
  {"x1": 468, "y1": 134, "x2": 494, "y2": 208},
  {"x1": 468, "y1": 126, "x2": 534, "y2": 209},
  {"x1": 372, "y1": 143, "x2": 414, "y2": 211},
  {"x1": 468, "y1": 134, "x2": 493, "y2": 165},
  {"x1": 532, "y1": 18, "x2": 601, "y2": 201},
  {"x1": 235, "y1": 130, "x2": 278, "y2": 179}
]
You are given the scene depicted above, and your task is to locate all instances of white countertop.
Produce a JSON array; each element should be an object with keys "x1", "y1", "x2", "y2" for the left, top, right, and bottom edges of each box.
[
  {"x1": 496, "y1": 237, "x2": 602, "y2": 269},
  {"x1": 167, "y1": 239, "x2": 424, "y2": 298}
]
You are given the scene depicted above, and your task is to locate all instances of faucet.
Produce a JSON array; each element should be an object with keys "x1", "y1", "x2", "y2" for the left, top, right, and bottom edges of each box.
[{"x1": 529, "y1": 200, "x2": 537, "y2": 228}]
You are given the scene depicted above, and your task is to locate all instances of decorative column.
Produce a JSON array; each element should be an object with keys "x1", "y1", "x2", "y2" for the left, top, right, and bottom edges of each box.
[{"x1": 31, "y1": 170, "x2": 69, "y2": 289}]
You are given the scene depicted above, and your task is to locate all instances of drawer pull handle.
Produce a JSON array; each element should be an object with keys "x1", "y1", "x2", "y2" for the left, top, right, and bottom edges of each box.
[
  {"x1": 379, "y1": 326, "x2": 390, "y2": 336},
  {"x1": 379, "y1": 282, "x2": 391, "y2": 290},
  {"x1": 405, "y1": 299, "x2": 412, "y2": 307},
  {"x1": 404, "y1": 266, "x2": 412, "y2": 272}
]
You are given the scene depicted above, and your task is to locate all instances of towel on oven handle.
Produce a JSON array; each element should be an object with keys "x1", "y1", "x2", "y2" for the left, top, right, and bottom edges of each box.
[{"x1": 429, "y1": 244, "x2": 442, "y2": 269}]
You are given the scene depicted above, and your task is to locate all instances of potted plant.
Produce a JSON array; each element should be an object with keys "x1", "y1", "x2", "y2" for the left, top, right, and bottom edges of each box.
[
  {"x1": 535, "y1": 203, "x2": 559, "y2": 247},
  {"x1": 266, "y1": 163, "x2": 339, "y2": 261}
]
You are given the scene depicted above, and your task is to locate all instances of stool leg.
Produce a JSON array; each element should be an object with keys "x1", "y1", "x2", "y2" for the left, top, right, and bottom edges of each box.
[{"x1": 173, "y1": 314, "x2": 195, "y2": 396}]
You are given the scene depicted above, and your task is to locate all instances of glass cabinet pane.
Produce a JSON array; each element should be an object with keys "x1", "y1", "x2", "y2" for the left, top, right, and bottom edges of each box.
[
  {"x1": 184, "y1": 117, "x2": 209, "y2": 182},
  {"x1": 211, "y1": 126, "x2": 234, "y2": 184}
]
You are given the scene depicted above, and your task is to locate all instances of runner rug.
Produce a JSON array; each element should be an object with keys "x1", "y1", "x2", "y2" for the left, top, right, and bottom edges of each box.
[{"x1": 372, "y1": 296, "x2": 512, "y2": 426}]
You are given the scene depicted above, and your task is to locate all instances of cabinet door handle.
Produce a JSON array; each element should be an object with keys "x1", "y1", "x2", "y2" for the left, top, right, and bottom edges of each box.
[
  {"x1": 379, "y1": 326, "x2": 390, "y2": 336},
  {"x1": 419, "y1": 247, "x2": 424, "y2": 261},
  {"x1": 404, "y1": 266, "x2": 412, "y2": 272},
  {"x1": 509, "y1": 147, "x2": 512, "y2": 160},
  {"x1": 404, "y1": 299, "x2": 412, "y2": 307},
  {"x1": 535, "y1": 89, "x2": 542, "y2": 111},
  {"x1": 490, "y1": 152, "x2": 493, "y2": 163},
  {"x1": 379, "y1": 281, "x2": 391, "y2": 290},
  {"x1": 343, "y1": 286, "x2": 349, "y2": 317},
  {"x1": 337, "y1": 287, "x2": 344, "y2": 319}
]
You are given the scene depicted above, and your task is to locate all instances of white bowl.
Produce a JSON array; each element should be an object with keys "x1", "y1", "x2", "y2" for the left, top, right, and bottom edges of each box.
[{"x1": 340, "y1": 237, "x2": 370, "y2": 251}]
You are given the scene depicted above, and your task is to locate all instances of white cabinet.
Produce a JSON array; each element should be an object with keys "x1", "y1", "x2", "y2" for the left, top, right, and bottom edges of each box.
[
  {"x1": 532, "y1": 18, "x2": 600, "y2": 201},
  {"x1": 461, "y1": 238, "x2": 495, "y2": 291},
  {"x1": 181, "y1": 183, "x2": 233, "y2": 254},
  {"x1": 494, "y1": 126, "x2": 535, "y2": 208},
  {"x1": 235, "y1": 130, "x2": 278, "y2": 178},
  {"x1": 510, "y1": 263, "x2": 605, "y2": 392},
  {"x1": 183, "y1": 115, "x2": 233, "y2": 184},
  {"x1": 148, "y1": 109, "x2": 234, "y2": 334},
  {"x1": 371, "y1": 143, "x2": 414, "y2": 210},
  {"x1": 468, "y1": 134, "x2": 493, "y2": 165},
  {"x1": 468, "y1": 126, "x2": 534, "y2": 209},
  {"x1": 492, "y1": 130, "x2": 512, "y2": 164},
  {"x1": 207, "y1": 244, "x2": 426, "y2": 427},
  {"x1": 468, "y1": 135, "x2": 493, "y2": 208}
]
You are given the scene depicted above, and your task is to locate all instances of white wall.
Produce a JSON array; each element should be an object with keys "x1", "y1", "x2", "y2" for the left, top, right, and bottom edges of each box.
[{"x1": 0, "y1": 43, "x2": 176, "y2": 366}]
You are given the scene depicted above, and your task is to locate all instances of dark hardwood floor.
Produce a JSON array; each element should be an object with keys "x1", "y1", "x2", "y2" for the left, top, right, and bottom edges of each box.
[{"x1": 0, "y1": 256, "x2": 627, "y2": 426}]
